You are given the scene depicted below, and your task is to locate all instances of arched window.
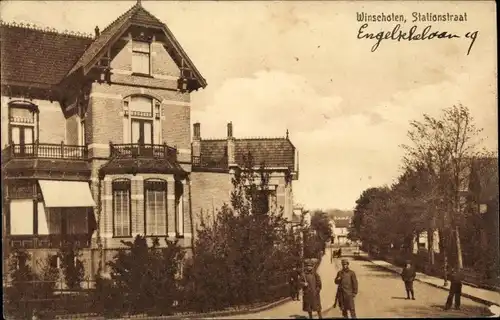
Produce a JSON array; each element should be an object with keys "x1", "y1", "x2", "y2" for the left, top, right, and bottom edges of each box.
[{"x1": 122, "y1": 95, "x2": 162, "y2": 146}]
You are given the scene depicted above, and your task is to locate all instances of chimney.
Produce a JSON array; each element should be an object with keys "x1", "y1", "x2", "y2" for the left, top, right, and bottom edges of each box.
[
  {"x1": 94, "y1": 26, "x2": 100, "y2": 38},
  {"x1": 192, "y1": 123, "x2": 201, "y2": 159},
  {"x1": 227, "y1": 121, "x2": 233, "y2": 138},
  {"x1": 227, "y1": 122, "x2": 235, "y2": 166}
]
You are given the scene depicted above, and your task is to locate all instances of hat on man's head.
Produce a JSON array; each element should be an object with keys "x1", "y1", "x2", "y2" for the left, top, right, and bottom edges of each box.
[{"x1": 341, "y1": 259, "x2": 349, "y2": 264}]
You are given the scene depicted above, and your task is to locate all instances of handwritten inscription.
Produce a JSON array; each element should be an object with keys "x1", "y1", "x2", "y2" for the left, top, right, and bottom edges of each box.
[{"x1": 357, "y1": 23, "x2": 478, "y2": 55}]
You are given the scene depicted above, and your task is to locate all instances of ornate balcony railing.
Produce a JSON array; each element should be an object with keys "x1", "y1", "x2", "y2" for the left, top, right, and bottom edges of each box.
[
  {"x1": 110, "y1": 143, "x2": 178, "y2": 162},
  {"x1": 3, "y1": 142, "x2": 88, "y2": 161},
  {"x1": 192, "y1": 155, "x2": 228, "y2": 170}
]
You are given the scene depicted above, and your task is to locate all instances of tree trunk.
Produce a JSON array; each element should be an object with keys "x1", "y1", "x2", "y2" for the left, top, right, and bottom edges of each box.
[
  {"x1": 455, "y1": 226, "x2": 463, "y2": 269},
  {"x1": 439, "y1": 228, "x2": 449, "y2": 286},
  {"x1": 428, "y1": 228, "x2": 435, "y2": 265}
]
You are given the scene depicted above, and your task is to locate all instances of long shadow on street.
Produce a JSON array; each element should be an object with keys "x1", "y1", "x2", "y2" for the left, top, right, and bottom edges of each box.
[{"x1": 385, "y1": 304, "x2": 493, "y2": 318}]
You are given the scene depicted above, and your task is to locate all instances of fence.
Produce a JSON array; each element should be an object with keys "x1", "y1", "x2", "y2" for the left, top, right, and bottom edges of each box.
[
  {"x1": 3, "y1": 273, "x2": 292, "y2": 318},
  {"x1": 3, "y1": 278, "x2": 98, "y2": 319}
]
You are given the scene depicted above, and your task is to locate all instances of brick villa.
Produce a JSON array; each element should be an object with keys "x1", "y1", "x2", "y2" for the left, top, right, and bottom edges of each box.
[{"x1": 1, "y1": 1, "x2": 299, "y2": 280}]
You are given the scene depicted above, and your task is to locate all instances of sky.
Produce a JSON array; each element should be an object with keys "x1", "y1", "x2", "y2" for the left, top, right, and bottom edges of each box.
[{"x1": 1, "y1": 0, "x2": 497, "y2": 210}]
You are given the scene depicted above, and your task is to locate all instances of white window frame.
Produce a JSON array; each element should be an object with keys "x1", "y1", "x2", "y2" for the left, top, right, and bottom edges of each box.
[
  {"x1": 123, "y1": 96, "x2": 161, "y2": 145},
  {"x1": 145, "y1": 181, "x2": 167, "y2": 236},
  {"x1": 112, "y1": 181, "x2": 131, "y2": 237}
]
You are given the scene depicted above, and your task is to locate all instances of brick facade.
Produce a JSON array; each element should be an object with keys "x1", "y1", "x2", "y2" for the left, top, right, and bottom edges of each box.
[{"x1": 1, "y1": 1, "x2": 298, "y2": 280}]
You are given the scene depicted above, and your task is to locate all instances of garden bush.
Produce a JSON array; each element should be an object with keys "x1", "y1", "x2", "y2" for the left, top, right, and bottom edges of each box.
[
  {"x1": 92, "y1": 235, "x2": 185, "y2": 317},
  {"x1": 57, "y1": 240, "x2": 85, "y2": 290},
  {"x1": 4, "y1": 249, "x2": 59, "y2": 319}
]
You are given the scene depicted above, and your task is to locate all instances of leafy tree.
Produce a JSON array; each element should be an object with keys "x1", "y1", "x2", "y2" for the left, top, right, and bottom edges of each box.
[
  {"x1": 349, "y1": 187, "x2": 393, "y2": 252},
  {"x1": 186, "y1": 153, "x2": 300, "y2": 312},
  {"x1": 402, "y1": 104, "x2": 486, "y2": 270},
  {"x1": 310, "y1": 210, "x2": 333, "y2": 248}
]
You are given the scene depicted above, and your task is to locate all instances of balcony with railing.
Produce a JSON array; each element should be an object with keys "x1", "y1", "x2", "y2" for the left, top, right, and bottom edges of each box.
[
  {"x1": 109, "y1": 143, "x2": 178, "y2": 162},
  {"x1": 2, "y1": 142, "x2": 88, "y2": 162}
]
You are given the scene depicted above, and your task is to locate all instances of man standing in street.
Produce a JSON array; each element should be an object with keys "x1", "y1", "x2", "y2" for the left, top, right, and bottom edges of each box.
[
  {"x1": 334, "y1": 259, "x2": 358, "y2": 318},
  {"x1": 301, "y1": 259, "x2": 323, "y2": 319},
  {"x1": 444, "y1": 267, "x2": 463, "y2": 310},
  {"x1": 400, "y1": 260, "x2": 416, "y2": 300}
]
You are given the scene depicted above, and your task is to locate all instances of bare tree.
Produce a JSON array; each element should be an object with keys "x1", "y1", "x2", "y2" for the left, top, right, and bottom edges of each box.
[{"x1": 402, "y1": 104, "x2": 486, "y2": 272}]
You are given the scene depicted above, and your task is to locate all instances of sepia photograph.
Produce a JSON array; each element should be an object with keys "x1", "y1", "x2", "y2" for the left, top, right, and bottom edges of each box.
[{"x1": 0, "y1": 0, "x2": 498, "y2": 319}]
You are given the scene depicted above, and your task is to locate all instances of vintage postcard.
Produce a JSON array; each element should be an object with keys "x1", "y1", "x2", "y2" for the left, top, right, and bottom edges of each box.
[{"x1": 1, "y1": 0, "x2": 498, "y2": 319}]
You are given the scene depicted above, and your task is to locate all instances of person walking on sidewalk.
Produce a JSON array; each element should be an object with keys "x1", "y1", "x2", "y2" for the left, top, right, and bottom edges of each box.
[
  {"x1": 334, "y1": 259, "x2": 358, "y2": 318},
  {"x1": 289, "y1": 266, "x2": 300, "y2": 301},
  {"x1": 400, "y1": 260, "x2": 416, "y2": 300},
  {"x1": 444, "y1": 267, "x2": 463, "y2": 310},
  {"x1": 301, "y1": 259, "x2": 323, "y2": 319}
]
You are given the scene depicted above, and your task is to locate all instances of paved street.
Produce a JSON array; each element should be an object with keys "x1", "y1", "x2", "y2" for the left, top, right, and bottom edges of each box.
[
  {"x1": 324, "y1": 257, "x2": 492, "y2": 318},
  {"x1": 214, "y1": 251, "x2": 493, "y2": 319}
]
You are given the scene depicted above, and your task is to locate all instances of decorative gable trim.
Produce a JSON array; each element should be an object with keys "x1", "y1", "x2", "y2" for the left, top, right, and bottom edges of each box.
[{"x1": 67, "y1": 2, "x2": 206, "y2": 91}]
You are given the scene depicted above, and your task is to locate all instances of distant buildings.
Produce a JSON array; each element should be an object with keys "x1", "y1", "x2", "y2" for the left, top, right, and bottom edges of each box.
[{"x1": 331, "y1": 216, "x2": 351, "y2": 245}]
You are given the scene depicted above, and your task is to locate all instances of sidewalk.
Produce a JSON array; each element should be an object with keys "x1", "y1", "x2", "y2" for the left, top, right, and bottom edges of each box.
[
  {"x1": 359, "y1": 252, "x2": 500, "y2": 317},
  {"x1": 214, "y1": 250, "x2": 340, "y2": 319}
]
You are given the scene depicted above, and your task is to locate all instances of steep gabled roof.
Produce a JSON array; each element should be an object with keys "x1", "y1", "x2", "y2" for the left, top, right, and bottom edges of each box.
[
  {"x1": 0, "y1": 22, "x2": 93, "y2": 87},
  {"x1": 67, "y1": 1, "x2": 206, "y2": 89}
]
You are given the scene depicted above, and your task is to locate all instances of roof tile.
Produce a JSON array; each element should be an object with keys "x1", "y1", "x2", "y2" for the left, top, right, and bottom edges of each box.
[
  {"x1": 198, "y1": 138, "x2": 295, "y2": 169},
  {"x1": 0, "y1": 24, "x2": 92, "y2": 86}
]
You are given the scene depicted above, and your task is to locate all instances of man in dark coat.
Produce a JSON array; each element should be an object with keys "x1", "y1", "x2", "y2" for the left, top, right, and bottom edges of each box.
[
  {"x1": 444, "y1": 267, "x2": 463, "y2": 310},
  {"x1": 289, "y1": 266, "x2": 300, "y2": 300},
  {"x1": 334, "y1": 259, "x2": 358, "y2": 318},
  {"x1": 301, "y1": 259, "x2": 322, "y2": 319},
  {"x1": 400, "y1": 261, "x2": 416, "y2": 300}
]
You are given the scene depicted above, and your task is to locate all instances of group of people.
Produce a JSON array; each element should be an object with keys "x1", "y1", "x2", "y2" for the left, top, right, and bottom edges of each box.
[
  {"x1": 289, "y1": 256, "x2": 464, "y2": 319},
  {"x1": 400, "y1": 260, "x2": 464, "y2": 310},
  {"x1": 289, "y1": 258, "x2": 358, "y2": 319}
]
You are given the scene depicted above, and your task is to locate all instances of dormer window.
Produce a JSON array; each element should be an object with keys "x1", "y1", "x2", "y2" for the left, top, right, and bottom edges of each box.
[{"x1": 132, "y1": 41, "x2": 151, "y2": 75}]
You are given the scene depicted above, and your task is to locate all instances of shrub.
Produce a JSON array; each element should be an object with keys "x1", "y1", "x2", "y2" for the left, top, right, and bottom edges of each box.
[
  {"x1": 95, "y1": 235, "x2": 185, "y2": 317},
  {"x1": 4, "y1": 249, "x2": 59, "y2": 319},
  {"x1": 58, "y1": 240, "x2": 85, "y2": 290},
  {"x1": 185, "y1": 155, "x2": 301, "y2": 312}
]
